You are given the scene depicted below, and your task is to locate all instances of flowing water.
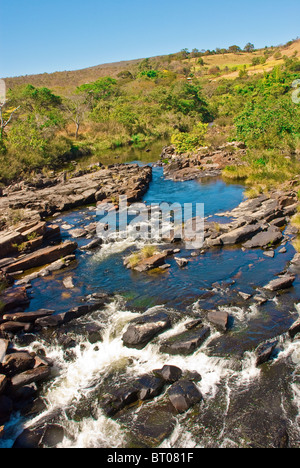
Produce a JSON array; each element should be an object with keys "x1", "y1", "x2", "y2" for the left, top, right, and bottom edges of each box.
[{"x1": 2, "y1": 148, "x2": 300, "y2": 448}]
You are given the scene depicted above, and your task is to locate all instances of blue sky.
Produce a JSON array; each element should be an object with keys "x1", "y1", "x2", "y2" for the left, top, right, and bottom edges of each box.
[{"x1": 1, "y1": 0, "x2": 299, "y2": 78}]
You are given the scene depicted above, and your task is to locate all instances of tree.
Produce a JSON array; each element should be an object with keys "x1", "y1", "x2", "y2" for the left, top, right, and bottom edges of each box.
[
  {"x1": 63, "y1": 94, "x2": 89, "y2": 139},
  {"x1": 244, "y1": 43, "x2": 255, "y2": 53},
  {"x1": 228, "y1": 45, "x2": 242, "y2": 54},
  {"x1": 0, "y1": 102, "x2": 20, "y2": 140}
]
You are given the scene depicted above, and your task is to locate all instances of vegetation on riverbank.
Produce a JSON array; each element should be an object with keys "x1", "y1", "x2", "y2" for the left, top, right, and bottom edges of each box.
[{"x1": 1, "y1": 38, "x2": 300, "y2": 188}]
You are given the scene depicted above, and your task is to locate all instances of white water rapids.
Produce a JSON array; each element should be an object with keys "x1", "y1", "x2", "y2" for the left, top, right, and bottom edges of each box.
[{"x1": 2, "y1": 297, "x2": 300, "y2": 449}]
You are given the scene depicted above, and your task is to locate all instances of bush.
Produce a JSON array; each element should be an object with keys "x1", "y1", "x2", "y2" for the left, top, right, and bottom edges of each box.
[{"x1": 171, "y1": 122, "x2": 208, "y2": 153}]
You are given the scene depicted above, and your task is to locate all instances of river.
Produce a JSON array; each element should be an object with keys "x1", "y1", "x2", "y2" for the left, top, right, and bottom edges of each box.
[{"x1": 2, "y1": 145, "x2": 300, "y2": 448}]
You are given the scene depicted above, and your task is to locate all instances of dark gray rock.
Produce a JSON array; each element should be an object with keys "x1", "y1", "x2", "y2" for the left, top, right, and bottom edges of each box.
[
  {"x1": 168, "y1": 379, "x2": 202, "y2": 413},
  {"x1": 154, "y1": 365, "x2": 183, "y2": 383},
  {"x1": 289, "y1": 318, "x2": 300, "y2": 339},
  {"x1": 122, "y1": 309, "x2": 171, "y2": 349},
  {"x1": 103, "y1": 373, "x2": 165, "y2": 416},
  {"x1": 256, "y1": 340, "x2": 278, "y2": 366},
  {"x1": 131, "y1": 406, "x2": 177, "y2": 447},
  {"x1": 243, "y1": 226, "x2": 283, "y2": 249},
  {"x1": 160, "y1": 324, "x2": 210, "y2": 356},
  {"x1": 219, "y1": 224, "x2": 262, "y2": 246}
]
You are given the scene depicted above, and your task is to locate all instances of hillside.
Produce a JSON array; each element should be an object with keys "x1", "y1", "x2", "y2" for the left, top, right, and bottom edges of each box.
[
  {"x1": 4, "y1": 39, "x2": 300, "y2": 94},
  {"x1": 1, "y1": 38, "x2": 300, "y2": 195}
]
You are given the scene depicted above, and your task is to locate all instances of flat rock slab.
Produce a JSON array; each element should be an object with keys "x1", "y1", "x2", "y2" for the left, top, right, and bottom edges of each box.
[
  {"x1": 219, "y1": 224, "x2": 262, "y2": 246},
  {"x1": 2, "y1": 309, "x2": 54, "y2": 323},
  {"x1": 133, "y1": 253, "x2": 167, "y2": 272},
  {"x1": 243, "y1": 226, "x2": 283, "y2": 249},
  {"x1": 160, "y1": 325, "x2": 210, "y2": 356},
  {"x1": 3, "y1": 241, "x2": 78, "y2": 274},
  {"x1": 10, "y1": 366, "x2": 51, "y2": 390},
  {"x1": 122, "y1": 309, "x2": 171, "y2": 349},
  {"x1": 168, "y1": 379, "x2": 202, "y2": 413},
  {"x1": 264, "y1": 275, "x2": 296, "y2": 292}
]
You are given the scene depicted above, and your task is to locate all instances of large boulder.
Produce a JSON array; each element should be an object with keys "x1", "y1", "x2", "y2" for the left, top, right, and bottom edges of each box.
[
  {"x1": 103, "y1": 373, "x2": 165, "y2": 417},
  {"x1": 160, "y1": 324, "x2": 210, "y2": 356},
  {"x1": 122, "y1": 309, "x2": 171, "y2": 349},
  {"x1": 168, "y1": 379, "x2": 202, "y2": 413}
]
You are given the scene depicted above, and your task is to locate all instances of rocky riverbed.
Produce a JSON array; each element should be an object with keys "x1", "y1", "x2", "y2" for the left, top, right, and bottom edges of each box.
[{"x1": 0, "y1": 147, "x2": 300, "y2": 448}]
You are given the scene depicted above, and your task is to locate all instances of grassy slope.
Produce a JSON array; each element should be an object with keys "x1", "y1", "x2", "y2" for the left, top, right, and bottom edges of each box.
[{"x1": 4, "y1": 40, "x2": 300, "y2": 94}]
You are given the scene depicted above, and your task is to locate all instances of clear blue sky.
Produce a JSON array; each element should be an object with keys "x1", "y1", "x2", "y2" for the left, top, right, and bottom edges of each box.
[{"x1": 1, "y1": 0, "x2": 299, "y2": 78}]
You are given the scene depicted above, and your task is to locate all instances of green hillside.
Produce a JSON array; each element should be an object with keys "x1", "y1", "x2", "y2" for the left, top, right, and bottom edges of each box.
[{"x1": 1, "y1": 38, "x2": 300, "y2": 193}]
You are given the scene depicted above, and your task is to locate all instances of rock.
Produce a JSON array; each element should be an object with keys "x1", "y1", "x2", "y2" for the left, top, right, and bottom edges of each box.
[
  {"x1": 63, "y1": 276, "x2": 74, "y2": 289},
  {"x1": 207, "y1": 310, "x2": 229, "y2": 331},
  {"x1": 10, "y1": 366, "x2": 51, "y2": 390},
  {"x1": 263, "y1": 250, "x2": 275, "y2": 258},
  {"x1": 288, "y1": 318, "x2": 300, "y2": 339},
  {"x1": 154, "y1": 365, "x2": 183, "y2": 383},
  {"x1": 0, "y1": 321, "x2": 33, "y2": 336},
  {"x1": 255, "y1": 340, "x2": 278, "y2": 366},
  {"x1": 0, "y1": 286, "x2": 29, "y2": 312},
  {"x1": 122, "y1": 309, "x2": 171, "y2": 349},
  {"x1": 35, "y1": 301, "x2": 108, "y2": 329},
  {"x1": 219, "y1": 224, "x2": 262, "y2": 246},
  {"x1": 160, "y1": 324, "x2": 210, "y2": 356},
  {"x1": 238, "y1": 291, "x2": 252, "y2": 301},
  {"x1": 243, "y1": 226, "x2": 283, "y2": 249},
  {"x1": 168, "y1": 379, "x2": 202, "y2": 413},
  {"x1": 264, "y1": 275, "x2": 296, "y2": 292},
  {"x1": 2, "y1": 352, "x2": 35, "y2": 377},
  {"x1": 3, "y1": 241, "x2": 78, "y2": 274},
  {"x1": 132, "y1": 253, "x2": 167, "y2": 272},
  {"x1": 0, "y1": 231, "x2": 24, "y2": 258},
  {"x1": 2, "y1": 309, "x2": 54, "y2": 323},
  {"x1": 103, "y1": 373, "x2": 165, "y2": 416},
  {"x1": 69, "y1": 228, "x2": 87, "y2": 238},
  {"x1": 13, "y1": 424, "x2": 64, "y2": 448},
  {"x1": 80, "y1": 238, "x2": 103, "y2": 251},
  {"x1": 175, "y1": 258, "x2": 189, "y2": 268},
  {"x1": 131, "y1": 406, "x2": 176, "y2": 447}
]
